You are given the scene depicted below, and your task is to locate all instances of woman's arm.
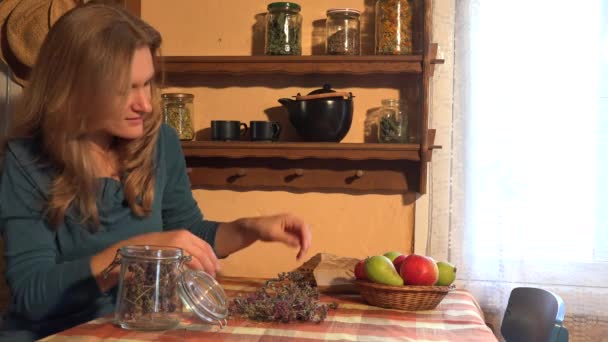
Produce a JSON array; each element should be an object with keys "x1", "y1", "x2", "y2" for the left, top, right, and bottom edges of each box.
[
  {"x1": 89, "y1": 229, "x2": 219, "y2": 293},
  {"x1": 1, "y1": 148, "x2": 101, "y2": 321},
  {"x1": 214, "y1": 213, "x2": 312, "y2": 260},
  {"x1": 159, "y1": 125, "x2": 312, "y2": 263}
]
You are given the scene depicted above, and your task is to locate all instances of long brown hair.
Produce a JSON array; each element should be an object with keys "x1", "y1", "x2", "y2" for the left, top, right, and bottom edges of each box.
[{"x1": 8, "y1": 2, "x2": 163, "y2": 229}]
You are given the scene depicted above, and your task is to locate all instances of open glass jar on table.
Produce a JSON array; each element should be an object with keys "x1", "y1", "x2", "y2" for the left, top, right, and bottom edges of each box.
[{"x1": 104, "y1": 245, "x2": 228, "y2": 331}]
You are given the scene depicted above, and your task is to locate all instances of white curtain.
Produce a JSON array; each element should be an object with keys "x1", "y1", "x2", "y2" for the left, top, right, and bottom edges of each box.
[{"x1": 429, "y1": 1, "x2": 608, "y2": 340}]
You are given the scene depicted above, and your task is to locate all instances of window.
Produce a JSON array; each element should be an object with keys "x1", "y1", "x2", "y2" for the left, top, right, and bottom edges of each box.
[{"x1": 451, "y1": 1, "x2": 608, "y2": 291}]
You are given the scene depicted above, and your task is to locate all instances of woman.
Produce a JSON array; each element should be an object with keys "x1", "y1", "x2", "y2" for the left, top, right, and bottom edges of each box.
[{"x1": 0, "y1": 2, "x2": 311, "y2": 340}]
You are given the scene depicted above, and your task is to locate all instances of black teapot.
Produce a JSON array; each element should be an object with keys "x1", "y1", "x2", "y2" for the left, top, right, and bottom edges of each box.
[{"x1": 278, "y1": 84, "x2": 354, "y2": 142}]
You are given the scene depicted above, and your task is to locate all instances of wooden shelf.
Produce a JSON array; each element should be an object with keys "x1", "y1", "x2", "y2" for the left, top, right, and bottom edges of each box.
[
  {"x1": 182, "y1": 142, "x2": 422, "y2": 194},
  {"x1": 159, "y1": 55, "x2": 432, "y2": 75},
  {"x1": 182, "y1": 141, "x2": 421, "y2": 161}
]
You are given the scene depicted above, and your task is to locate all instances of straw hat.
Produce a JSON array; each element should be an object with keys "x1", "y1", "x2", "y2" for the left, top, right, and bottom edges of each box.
[{"x1": 0, "y1": 0, "x2": 79, "y2": 86}]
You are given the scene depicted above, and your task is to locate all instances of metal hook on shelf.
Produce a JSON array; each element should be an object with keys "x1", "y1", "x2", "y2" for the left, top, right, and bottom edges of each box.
[
  {"x1": 345, "y1": 169, "x2": 365, "y2": 184},
  {"x1": 227, "y1": 168, "x2": 247, "y2": 183},
  {"x1": 284, "y1": 168, "x2": 304, "y2": 183}
]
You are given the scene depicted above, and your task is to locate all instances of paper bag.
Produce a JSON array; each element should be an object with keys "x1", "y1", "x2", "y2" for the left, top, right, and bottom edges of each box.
[{"x1": 295, "y1": 253, "x2": 360, "y2": 294}]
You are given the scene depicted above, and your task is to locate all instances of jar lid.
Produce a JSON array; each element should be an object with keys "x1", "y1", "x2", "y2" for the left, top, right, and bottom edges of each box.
[
  {"x1": 162, "y1": 93, "x2": 194, "y2": 99},
  {"x1": 267, "y1": 2, "x2": 301, "y2": 12},
  {"x1": 119, "y1": 245, "x2": 182, "y2": 260},
  {"x1": 326, "y1": 8, "x2": 361, "y2": 16},
  {"x1": 177, "y1": 270, "x2": 228, "y2": 326},
  {"x1": 381, "y1": 98, "x2": 405, "y2": 106}
]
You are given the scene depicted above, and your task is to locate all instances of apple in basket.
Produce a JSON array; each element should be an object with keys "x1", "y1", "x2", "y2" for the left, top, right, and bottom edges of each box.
[
  {"x1": 392, "y1": 254, "x2": 407, "y2": 272},
  {"x1": 354, "y1": 259, "x2": 368, "y2": 280},
  {"x1": 399, "y1": 254, "x2": 439, "y2": 286}
]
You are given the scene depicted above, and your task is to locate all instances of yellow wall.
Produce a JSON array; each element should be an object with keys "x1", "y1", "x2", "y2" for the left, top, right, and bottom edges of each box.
[{"x1": 142, "y1": 0, "x2": 415, "y2": 278}]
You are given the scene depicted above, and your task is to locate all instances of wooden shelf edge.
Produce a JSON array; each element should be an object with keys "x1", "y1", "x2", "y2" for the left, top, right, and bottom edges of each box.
[
  {"x1": 159, "y1": 55, "x2": 424, "y2": 75},
  {"x1": 181, "y1": 141, "x2": 421, "y2": 161}
]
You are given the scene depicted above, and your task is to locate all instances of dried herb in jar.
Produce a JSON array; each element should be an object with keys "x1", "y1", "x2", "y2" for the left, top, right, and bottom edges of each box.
[
  {"x1": 118, "y1": 261, "x2": 181, "y2": 322},
  {"x1": 162, "y1": 93, "x2": 195, "y2": 141},
  {"x1": 327, "y1": 29, "x2": 360, "y2": 55},
  {"x1": 265, "y1": 3, "x2": 302, "y2": 56},
  {"x1": 229, "y1": 271, "x2": 338, "y2": 323},
  {"x1": 375, "y1": 0, "x2": 414, "y2": 55},
  {"x1": 379, "y1": 114, "x2": 407, "y2": 143},
  {"x1": 164, "y1": 104, "x2": 194, "y2": 140}
]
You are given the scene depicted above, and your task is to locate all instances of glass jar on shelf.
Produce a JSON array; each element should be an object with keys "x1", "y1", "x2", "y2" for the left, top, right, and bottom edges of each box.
[
  {"x1": 110, "y1": 245, "x2": 228, "y2": 331},
  {"x1": 325, "y1": 8, "x2": 361, "y2": 55},
  {"x1": 375, "y1": 0, "x2": 415, "y2": 55},
  {"x1": 265, "y1": 2, "x2": 302, "y2": 56},
  {"x1": 377, "y1": 99, "x2": 408, "y2": 143},
  {"x1": 161, "y1": 93, "x2": 195, "y2": 141}
]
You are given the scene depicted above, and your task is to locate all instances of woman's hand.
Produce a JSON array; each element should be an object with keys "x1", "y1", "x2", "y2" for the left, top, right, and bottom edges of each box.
[
  {"x1": 214, "y1": 213, "x2": 312, "y2": 261},
  {"x1": 90, "y1": 230, "x2": 220, "y2": 292}
]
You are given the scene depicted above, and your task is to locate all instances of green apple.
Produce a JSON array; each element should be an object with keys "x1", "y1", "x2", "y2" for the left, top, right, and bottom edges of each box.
[
  {"x1": 365, "y1": 255, "x2": 404, "y2": 286},
  {"x1": 435, "y1": 261, "x2": 457, "y2": 286},
  {"x1": 383, "y1": 251, "x2": 403, "y2": 262}
]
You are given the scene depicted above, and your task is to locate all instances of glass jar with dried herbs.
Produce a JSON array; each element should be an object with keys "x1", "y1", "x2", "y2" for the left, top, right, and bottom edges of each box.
[
  {"x1": 377, "y1": 99, "x2": 409, "y2": 143},
  {"x1": 375, "y1": 0, "x2": 415, "y2": 55},
  {"x1": 110, "y1": 245, "x2": 228, "y2": 331},
  {"x1": 161, "y1": 93, "x2": 195, "y2": 141},
  {"x1": 265, "y1": 2, "x2": 302, "y2": 55},
  {"x1": 326, "y1": 8, "x2": 361, "y2": 55}
]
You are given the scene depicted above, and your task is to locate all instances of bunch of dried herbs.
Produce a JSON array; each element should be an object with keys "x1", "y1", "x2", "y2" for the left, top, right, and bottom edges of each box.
[
  {"x1": 229, "y1": 271, "x2": 338, "y2": 323},
  {"x1": 117, "y1": 261, "x2": 182, "y2": 322}
]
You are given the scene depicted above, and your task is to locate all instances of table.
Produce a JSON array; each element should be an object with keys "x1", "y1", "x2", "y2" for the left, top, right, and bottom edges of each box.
[{"x1": 41, "y1": 277, "x2": 498, "y2": 341}]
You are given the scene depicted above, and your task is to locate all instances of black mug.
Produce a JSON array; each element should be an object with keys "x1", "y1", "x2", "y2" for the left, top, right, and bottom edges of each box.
[
  {"x1": 250, "y1": 121, "x2": 281, "y2": 142},
  {"x1": 211, "y1": 120, "x2": 248, "y2": 141}
]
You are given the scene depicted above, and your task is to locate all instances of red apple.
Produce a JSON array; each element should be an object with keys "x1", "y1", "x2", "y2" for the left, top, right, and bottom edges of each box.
[
  {"x1": 392, "y1": 254, "x2": 407, "y2": 272},
  {"x1": 354, "y1": 259, "x2": 368, "y2": 280},
  {"x1": 399, "y1": 254, "x2": 439, "y2": 286}
]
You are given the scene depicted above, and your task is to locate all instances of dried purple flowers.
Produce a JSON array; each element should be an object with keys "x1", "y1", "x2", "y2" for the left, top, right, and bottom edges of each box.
[
  {"x1": 229, "y1": 271, "x2": 338, "y2": 323},
  {"x1": 117, "y1": 261, "x2": 181, "y2": 322}
]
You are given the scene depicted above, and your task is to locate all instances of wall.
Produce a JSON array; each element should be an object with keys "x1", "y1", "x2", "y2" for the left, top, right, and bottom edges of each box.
[{"x1": 141, "y1": 0, "x2": 422, "y2": 278}]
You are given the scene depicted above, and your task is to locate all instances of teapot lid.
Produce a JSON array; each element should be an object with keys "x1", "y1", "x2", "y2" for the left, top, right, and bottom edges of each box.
[
  {"x1": 295, "y1": 84, "x2": 352, "y2": 101},
  {"x1": 307, "y1": 84, "x2": 335, "y2": 95}
]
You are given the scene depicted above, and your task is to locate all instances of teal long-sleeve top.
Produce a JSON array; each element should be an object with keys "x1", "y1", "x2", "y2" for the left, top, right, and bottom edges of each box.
[{"x1": 0, "y1": 124, "x2": 219, "y2": 340}]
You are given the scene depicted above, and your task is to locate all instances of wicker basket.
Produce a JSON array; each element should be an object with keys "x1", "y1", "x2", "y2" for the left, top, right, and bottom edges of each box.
[{"x1": 356, "y1": 280, "x2": 454, "y2": 311}]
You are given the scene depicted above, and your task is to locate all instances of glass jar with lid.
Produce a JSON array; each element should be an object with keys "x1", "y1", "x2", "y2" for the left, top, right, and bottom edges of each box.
[
  {"x1": 265, "y1": 2, "x2": 302, "y2": 55},
  {"x1": 375, "y1": 0, "x2": 415, "y2": 55},
  {"x1": 325, "y1": 8, "x2": 361, "y2": 55},
  {"x1": 110, "y1": 245, "x2": 228, "y2": 331},
  {"x1": 161, "y1": 93, "x2": 195, "y2": 141},
  {"x1": 377, "y1": 99, "x2": 408, "y2": 143}
]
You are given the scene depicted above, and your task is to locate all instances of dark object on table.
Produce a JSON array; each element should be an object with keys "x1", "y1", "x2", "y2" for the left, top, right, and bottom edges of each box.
[
  {"x1": 501, "y1": 287, "x2": 569, "y2": 342},
  {"x1": 278, "y1": 84, "x2": 354, "y2": 142}
]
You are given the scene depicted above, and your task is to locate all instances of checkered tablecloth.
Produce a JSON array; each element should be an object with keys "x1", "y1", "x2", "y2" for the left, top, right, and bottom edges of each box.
[{"x1": 41, "y1": 277, "x2": 498, "y2": 342}]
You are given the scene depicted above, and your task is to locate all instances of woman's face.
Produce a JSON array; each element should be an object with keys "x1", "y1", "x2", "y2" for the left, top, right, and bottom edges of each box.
[{"x1": 93, "y1": 47, "x2": 155, "y2": 144}]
